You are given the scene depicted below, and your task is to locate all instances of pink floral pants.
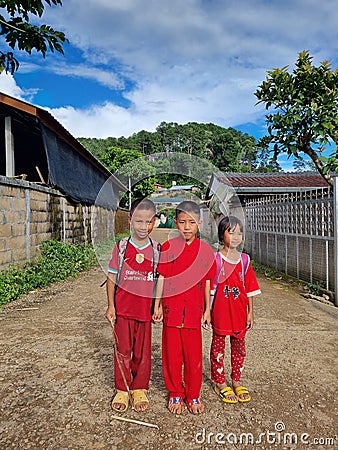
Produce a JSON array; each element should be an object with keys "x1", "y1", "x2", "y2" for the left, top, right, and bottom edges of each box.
[{"x1": 210, "y1": 333, "x2": 246, "y2": 384}]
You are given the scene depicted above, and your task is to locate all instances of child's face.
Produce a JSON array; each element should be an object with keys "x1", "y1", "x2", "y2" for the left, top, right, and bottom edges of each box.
[
  {"x1": 129, "y1": 208, "x2": 155, "y2": 242},
  {"x1": 175, "y1": 211, "x2": 201, "y2": 244},
  {"x1": 223, "y1": 223, "x2": 243, "y2": 249}
]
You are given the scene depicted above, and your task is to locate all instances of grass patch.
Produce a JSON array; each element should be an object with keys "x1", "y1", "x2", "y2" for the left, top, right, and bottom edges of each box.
[{"x1": 0, "y1": 239, "x2": 98, "y2": 306}]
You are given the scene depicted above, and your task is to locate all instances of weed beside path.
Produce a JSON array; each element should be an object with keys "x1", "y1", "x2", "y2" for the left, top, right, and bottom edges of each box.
[{"x1": 0, "y1": 267, "x2": 337, "y2": 449}]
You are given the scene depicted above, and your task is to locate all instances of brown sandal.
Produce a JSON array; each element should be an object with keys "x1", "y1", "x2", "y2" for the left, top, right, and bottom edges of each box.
[
  {"x1": 132, "y1": 389, "x2": 149, "y2": 412},
  {"x1": 111, "y1": 390, "x2": 129, "y2": 412}
]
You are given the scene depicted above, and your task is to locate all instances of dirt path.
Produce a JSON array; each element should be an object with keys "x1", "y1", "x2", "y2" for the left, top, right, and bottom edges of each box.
[{"x1": 1, "y1": 263, "x2": 337, "y2": 450}]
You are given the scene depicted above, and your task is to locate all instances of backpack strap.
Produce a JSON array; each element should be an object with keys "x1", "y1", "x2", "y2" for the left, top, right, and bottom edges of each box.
[
  {"x1": 114, "y1": 236, "x2": 130, "y2": 295},
  {"x1": 211, "y1": 251, "x2": 222, "y2": 308},
  {"x1": 148, "y1": 237, "x2": 161, "y2": 277},
  {"x1": 240, "y1": 252, "x2": 250, "y2": 289},
  {"x1": 214, "y1": 251, "x2": 222, "y2": 288}
]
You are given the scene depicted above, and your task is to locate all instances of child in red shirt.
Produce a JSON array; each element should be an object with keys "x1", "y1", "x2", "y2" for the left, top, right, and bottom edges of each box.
[
  {"x1": 153, "y1": 201, "x2": 215, "y2": 415},
  {"x1": 106, "y1": 198, "x2": 160, "y2": 413},
  {"x1": 210, "y1": 216, "x2": 261, "y2": 403}
]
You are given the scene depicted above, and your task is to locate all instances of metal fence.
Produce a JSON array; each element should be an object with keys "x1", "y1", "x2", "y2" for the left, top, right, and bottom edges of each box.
[{"x1": 244, "y1": 188, "x2": 335, "y2": 294}]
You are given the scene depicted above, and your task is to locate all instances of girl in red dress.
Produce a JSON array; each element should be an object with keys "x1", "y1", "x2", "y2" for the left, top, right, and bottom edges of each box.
[{"x1": 210, "y1": 216, "x2": 261, "y2": 403}]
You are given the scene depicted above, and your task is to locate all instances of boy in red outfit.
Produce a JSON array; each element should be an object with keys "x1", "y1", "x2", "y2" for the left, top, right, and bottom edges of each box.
[
  {"x1": 106, "y1": 198, "x2": 160, "y2": 413},
  {"x1": 153, "y1": 201, "x2": 215, "y2": 415}
]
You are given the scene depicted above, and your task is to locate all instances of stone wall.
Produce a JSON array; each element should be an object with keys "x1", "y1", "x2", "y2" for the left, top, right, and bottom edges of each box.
[{"x1": 0, "y1": 176, "x2": 129, "y2": 271}]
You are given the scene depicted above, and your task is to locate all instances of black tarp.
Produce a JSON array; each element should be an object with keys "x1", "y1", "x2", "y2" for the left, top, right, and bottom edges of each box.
[{"x1": 41, "y1": 124, "x2": 118, "y2": 209}]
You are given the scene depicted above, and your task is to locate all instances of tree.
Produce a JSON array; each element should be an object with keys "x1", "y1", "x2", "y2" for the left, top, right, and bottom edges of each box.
[
  {"x1": 255, "y1": 50, "x2": 338, "y2": 185},
  {"x1": 0, "y1": 0, "x2": 68, "y2": 74},
  {"x1": 98, "y1": 146, "x2": 156, "y2": 205}
]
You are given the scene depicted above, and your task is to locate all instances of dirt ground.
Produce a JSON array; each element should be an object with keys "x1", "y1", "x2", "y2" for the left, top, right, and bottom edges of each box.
[{"x1": 1, "y1": 238, "x2": 338, "y2": 449}]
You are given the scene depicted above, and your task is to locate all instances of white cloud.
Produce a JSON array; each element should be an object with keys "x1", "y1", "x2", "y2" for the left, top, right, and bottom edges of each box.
[
  {"x1": 1, "y1": 0, "x2": 337, "y2": 143},
  {"x1": 0, "y1": 73, "x2": 25, "y2": 99}
]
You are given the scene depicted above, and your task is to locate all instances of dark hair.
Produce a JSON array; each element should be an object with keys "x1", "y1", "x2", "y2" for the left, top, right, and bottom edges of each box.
[
  {"x1": 218, "y1": 215, "x2": 243, "y2": 244},
  {"x1": 130, "y1": 198, "x2": 156, "y2": 216},
  {"x1": 175, "y1": 200, "x2": 200, "y2": 219}
]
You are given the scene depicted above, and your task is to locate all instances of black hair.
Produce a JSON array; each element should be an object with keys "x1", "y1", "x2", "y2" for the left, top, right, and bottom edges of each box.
[
  {"x1": 130, "y1": 198, "x2": 156, "y2": 216},
  {"x1": 175, "y1": 200, "x2": 200, "y2": 219},
  {"x1": 218, "y1": 215, "x2": 243, "y2": 244}
]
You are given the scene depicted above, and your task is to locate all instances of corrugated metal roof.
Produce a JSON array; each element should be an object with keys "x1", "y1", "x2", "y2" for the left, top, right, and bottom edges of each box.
[{"x1": 218, "y1": 172, "x2": 329, "y2": 188}]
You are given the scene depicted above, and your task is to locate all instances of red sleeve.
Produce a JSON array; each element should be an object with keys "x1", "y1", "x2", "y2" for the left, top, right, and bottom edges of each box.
[
  {"x1": 157, "y1": 240, "x2": 170, "y2": 277},
  {"x1": 203, "y1": 243, "x2": 216, "y2": 288},
  {"x1": 245, "y1": 264, "x2": 261, "y2": 296},
  {"x1": 108, "y1": 243, "x2": 119, "y2": 273}
]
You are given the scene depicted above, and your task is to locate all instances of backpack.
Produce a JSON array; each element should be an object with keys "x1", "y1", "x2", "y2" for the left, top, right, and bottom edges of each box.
[{"x1": 211, "y1": 251, "x2": 250, "y2": 308}]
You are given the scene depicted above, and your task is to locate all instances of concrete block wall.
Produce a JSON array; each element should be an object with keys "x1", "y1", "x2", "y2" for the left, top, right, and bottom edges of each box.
[{"x1": 0, "y1": 176, "x2": 129, "y2": 271}]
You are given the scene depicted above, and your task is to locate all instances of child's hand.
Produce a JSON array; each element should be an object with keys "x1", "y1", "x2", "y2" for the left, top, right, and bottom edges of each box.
[
  {"x1": 105, "y1": 306, "x2": 116, "y2": 323},
  {"x1": 246, "y1": 310, "x2": 254, "y2": 330},
  {"x1": 152, "y1": 304, "x2": 163, "y2": 323},
  {"x1": 202, "y1": 309, "x2": 212, "y2": 331}
]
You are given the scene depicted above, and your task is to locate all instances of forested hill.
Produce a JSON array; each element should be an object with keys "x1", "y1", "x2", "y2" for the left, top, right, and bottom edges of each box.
[{"x1": 78, "y1": 121, "x2": 280, "y2": 174}]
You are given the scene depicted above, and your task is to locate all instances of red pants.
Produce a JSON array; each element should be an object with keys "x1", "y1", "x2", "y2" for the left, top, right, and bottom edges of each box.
[
  {"x1": 162, "y1": 326, "x2": 202, "y2": 400},
  {"x1": 113, "y1": 316, "x2": 151, "y2": 391},
  {"x1": 210, "y1": 333, "x2": 246, "y2": 384}
]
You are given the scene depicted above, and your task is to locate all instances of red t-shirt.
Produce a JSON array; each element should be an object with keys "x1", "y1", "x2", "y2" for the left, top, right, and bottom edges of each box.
[
  {"x1": 211, "y1": 253, "x2": 261, "y2": 337},
  {"x1": 158, "y1": 236, "x2": 216, "y2": 328},
  {"x1": 108, "y1": 238, "x2": 156, "y2": 322}
]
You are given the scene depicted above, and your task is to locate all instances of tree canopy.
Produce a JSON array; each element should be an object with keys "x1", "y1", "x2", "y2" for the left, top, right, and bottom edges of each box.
[
  {"x1": 79, "y1": 121, "x2": 276, "y2": 200},
  {"x1": 79, "y1": 121, "x2": 265, "y2": 175},
  {"x1": 0, "y1": 0, "x2": 68, "y2": 74},
  {"x1": 255, "y1": 50, "x2": 338, "y2": 185}
]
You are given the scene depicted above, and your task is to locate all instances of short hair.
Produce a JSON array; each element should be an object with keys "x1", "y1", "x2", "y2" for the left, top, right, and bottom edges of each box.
[
  {"x1": 130, "y1": 198, "x2": 156, "y2": 216},
  {"x1": 175, "y1": 200, "x2": 200, "y2": 219},
  {"x1": 218, "y1": 215, "x2": 243, "y2": 244}
]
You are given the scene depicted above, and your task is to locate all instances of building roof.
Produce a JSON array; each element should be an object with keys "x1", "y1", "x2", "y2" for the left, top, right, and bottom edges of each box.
[
  {"x1": 169, "y1": 185, "x2": 196, "y2": 191},
  {"x1": 0, "y1": 92, "x2": 112, "y2": 178},
  {"x1": 152, "y1": 197, "x2": 184, "y2": 204},
  {"x1": 0, "y1": 92, "x2": 123, "y2": 208},
  {"x1": 223, "y1": 172, "x2": 330, "y2": 188},
  {"x1": 206, "y1": 171, "x2": 330, "y2": 199}
]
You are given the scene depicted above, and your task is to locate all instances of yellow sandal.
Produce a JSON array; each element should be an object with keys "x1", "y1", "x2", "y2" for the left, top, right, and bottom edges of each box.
[
  {"x1": 233, "y1": 385, "x2": 251, "y2": 403},
  {"x1": 111, "y1": 390, "x2": 129, "y2": 412},
  {"x1": 214, "y1": 385, "x2": 238, "y2": 403},
  {"x1": 132, "y1": 389, "x2": 149, "y2": 412}
]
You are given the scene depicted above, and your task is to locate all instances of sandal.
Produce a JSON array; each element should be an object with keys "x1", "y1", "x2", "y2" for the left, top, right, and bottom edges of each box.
[
  {"x1": 168, "y1": 396, "x2": 185, "y2": 414},
  {"x1": 214, "y1": 385, "x2": 238, "y2": 403},
  {"x1": 186, "y1": 398, "x2": 204, "y2": 414},
  {"x1": 233, "y1": 385, "x2": 251, "y2": 403},
  {"x1": 131, "y1": 389, "x2": 149, "y2": 412},
  {"x1": 111, "y1": 390, "x2": 129, "y2": 412}
]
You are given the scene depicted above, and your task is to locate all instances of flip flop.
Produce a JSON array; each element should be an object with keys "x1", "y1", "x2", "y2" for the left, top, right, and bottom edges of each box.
[
  {"x1": 168, "y1": 396, "x2": 185, "y2": 414},
  {"x1": 233, "y1": 385, "x2": 251, "y2": 403},
  {"x1": 111, "y1": 390, "x2": 129, "y2": 412},
  {"x1": 214, "y1": 385, "x2": 238, "y2": 403},
  {"x1": 186, "y1": 398, "x2": 204, "y2": 414},
  {"x1": 131, "y1": 389, "x2": 149, "y2": 412}
]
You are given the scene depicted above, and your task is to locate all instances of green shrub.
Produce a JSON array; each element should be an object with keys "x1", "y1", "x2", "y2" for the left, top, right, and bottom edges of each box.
[{"x1": 0, "y1": 239, "x2": 97, "y2": 306}]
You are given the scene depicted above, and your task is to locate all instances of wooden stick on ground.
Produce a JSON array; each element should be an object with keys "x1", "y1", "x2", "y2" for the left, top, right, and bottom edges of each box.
[{"x1": 110, "y1": 414, "x2": 159, "y2": 429}]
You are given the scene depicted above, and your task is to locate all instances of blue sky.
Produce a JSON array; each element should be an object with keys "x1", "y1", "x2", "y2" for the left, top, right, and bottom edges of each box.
[{"x1": 0, "y1": 0, "x2": 337, "y2": 171}]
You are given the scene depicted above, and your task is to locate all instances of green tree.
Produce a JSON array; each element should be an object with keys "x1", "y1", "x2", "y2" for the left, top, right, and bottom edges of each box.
[
  {"x1": 97, "y1": 146, "x2": 156, "y2": 205},
  {"x1": 0, "y1": 0, "x2": 68, "y2": 74},
  {"x1": 255, "y1": 50, "x2": 338, "y2": 185}
]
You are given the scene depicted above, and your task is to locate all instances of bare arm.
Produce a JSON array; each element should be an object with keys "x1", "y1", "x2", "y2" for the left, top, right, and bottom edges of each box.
[
  {"x1": 152, "y1": 274, "x2": 164, "y2": 322},
  {"x1": 105, "y1": 272, "x2": 117, "y2": 323},
  {"x1": 202, "y1": 280, "x2": 212, "y2": 330},
  {"x1": 246, "y1": 296, "x2": 254, "y2": 330}
]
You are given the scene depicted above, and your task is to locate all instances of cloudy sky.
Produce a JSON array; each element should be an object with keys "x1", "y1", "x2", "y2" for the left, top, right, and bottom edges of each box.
[{"x1": 0, "y1": 0, "x2": 337, "y2": 169}]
